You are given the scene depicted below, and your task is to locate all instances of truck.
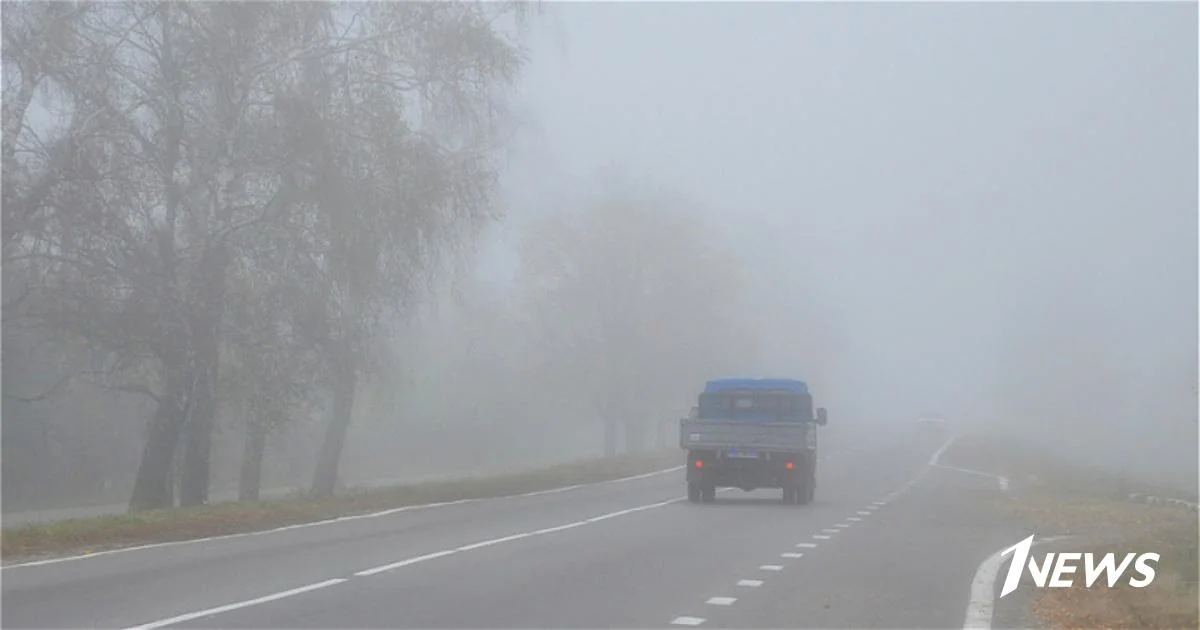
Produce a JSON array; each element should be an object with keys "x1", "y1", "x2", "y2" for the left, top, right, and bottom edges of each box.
[{"x1": 679, "y1": 378, "x2": 828, "y2": 505}]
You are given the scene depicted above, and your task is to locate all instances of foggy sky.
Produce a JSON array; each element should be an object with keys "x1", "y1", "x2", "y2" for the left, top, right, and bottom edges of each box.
[
  {"x1": 6, "y1": 1, "x2": 1196, "y2": 512},
  {"x1": 489, "y1": 2, "x2": 1197, "y2": 436}
]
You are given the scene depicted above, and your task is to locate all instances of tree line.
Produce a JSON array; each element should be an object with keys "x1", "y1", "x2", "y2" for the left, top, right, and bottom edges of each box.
[{"x1": 2, "y1": 2, "x2": 762, "y2": 514}]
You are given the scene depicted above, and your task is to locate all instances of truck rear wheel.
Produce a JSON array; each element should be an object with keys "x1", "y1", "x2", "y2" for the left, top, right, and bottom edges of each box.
[
  {"x1": 795, "y1": 479, "x2": 813, "y2": 505},
  {"x1": 782, "y1": 486, "x2": 797, "y2": 504},
  {"x1": 701, "y1": 484, "x2": 716, "y2": 503},
  {"x1": 688, "y1": 482, "x2": 701, "y2": 503}
]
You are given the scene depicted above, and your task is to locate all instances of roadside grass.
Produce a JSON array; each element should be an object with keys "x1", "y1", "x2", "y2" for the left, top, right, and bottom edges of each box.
[
  {"x1": 1, "y1": 449, "x2": 682, "y2": 563},
  {"x1": 940, "y1": 433, "x2": 1197, "y2": 503},
  {"x1": 948, "y1": 434, "x2": 1198, "y2": 630},
  {"x1": 1031, "y1": 513, "x2": 1197, "y2": 630}
]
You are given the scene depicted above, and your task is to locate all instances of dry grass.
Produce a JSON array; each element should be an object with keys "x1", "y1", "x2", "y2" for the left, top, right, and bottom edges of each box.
[
  {"x1": 1, "y1": 449, "x2": 682, "y2": 563},
  {"x1": 949, "y1": 435, "x2": 1198, "y2": 630},
  {"x1": 1028, "y1": 502, "x2": 1198, "y2": 630},
  {"x1": 1034, "y1": 554, "x2": 1197, "y2": 630}
]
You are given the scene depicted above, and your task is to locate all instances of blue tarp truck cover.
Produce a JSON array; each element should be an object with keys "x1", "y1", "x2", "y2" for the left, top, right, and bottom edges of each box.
[
  {"x1": 703, "y1": 378, "x2": 809, "y2": 395},
  {"x1": 699, "y1": 378, "x2": 811, "y2": 423}
]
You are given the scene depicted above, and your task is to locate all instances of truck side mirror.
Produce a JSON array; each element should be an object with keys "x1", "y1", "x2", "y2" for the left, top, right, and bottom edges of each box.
[{"x1": 816, "y1": 407, "x2": 828, "y2": 426}]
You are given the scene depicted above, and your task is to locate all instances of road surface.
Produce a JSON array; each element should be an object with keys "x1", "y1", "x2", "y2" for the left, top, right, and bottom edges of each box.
[{"x1": 2, "y1": 425, "x2": 1034, "y2": 629}]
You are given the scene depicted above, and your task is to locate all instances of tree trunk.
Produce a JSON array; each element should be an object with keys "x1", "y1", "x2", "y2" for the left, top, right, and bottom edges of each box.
[
  {"x1": 238, "y1": 418, "x2": 269, "y2": 502},
  {"x1": 179, "y1": 244, "x2": 230, "y2": 507},
  {"x1": 128, "y1": 393, "x2": 186, "y2": 511},
  {"x1": 130, "y1": 5, "x2": 188, "y2": 514},
  {"x1": 311, "y1": 367, "x2": 357, "y2": 498},
  {"x1": 179, "y1": 370, "x2": 215, "y2": 507}
]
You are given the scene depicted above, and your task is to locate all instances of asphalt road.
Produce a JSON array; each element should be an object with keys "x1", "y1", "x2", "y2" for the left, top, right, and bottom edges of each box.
[{"x1": 1, "y1": 425, "x2": 1032, "y2": 629}]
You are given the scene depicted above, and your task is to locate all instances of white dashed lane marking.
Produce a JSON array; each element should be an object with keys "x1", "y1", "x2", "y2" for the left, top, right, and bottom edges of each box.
[{"x1": 669, "y1": 492, "x2": 910, "y2": 630}]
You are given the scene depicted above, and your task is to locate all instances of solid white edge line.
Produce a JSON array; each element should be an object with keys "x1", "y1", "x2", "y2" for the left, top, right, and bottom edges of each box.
[
  {"x1": 518, "y1": 484, "x2": 583, "y2": 497},
  {"x1": 122, "y1": 578, "x2": 347, "y2": 630},
  {"x1": 353, "y1": 549, "x2": 458, "y2": 577},
  {"x1": 5, "y1": 465, "x2": 686, "y2": 570},
  {"x1": 455, "y1": 532, "x2": 533, "y2": 551},
  {"x1": 935, "y1": 463, "x2": 1012, "y2": 494},
  {"x1": 964, "y1": 544, "x2": 1008, "y2": 630},
  {"x1": 127, "y1": 495, "x2": 686, "y2": 627},
  {"x1": 926, "y1": 435, "x2": 1011, "y2": 493},
  {"x1": 929, "y1": 435, "x2": 958, "y2": 466},
  {"x1": 353, "y1": 498, "x2": 681, "y2": 577},
  {"x1": 964, "y1": 535, "x2": 1070, "y2": 630},
  {"x1": 531, "y1": 521, "x2": 588, "y2": 535}
]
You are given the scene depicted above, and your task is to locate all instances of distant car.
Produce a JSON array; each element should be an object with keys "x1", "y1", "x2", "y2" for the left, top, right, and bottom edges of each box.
[{"x1": 916, "y1": 414, "x2": 949, "y2": 432}]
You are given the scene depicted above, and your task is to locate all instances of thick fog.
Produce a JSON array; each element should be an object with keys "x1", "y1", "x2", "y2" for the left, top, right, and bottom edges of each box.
[
  {"x1": 3, "y1": 2, "x2": 1195, "y2": 515},
  {"x1": 499, "y1": 3, "x2": 1196, "y2": 486}
]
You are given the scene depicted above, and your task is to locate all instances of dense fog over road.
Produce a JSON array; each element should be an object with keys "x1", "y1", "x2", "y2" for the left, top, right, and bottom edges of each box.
[
  {"x1": 496, "y1": 2, "x2": 1197, "y2": 490},
  {"x1": 3, "y1": 1, "x2": 1195, "y2": 517}
]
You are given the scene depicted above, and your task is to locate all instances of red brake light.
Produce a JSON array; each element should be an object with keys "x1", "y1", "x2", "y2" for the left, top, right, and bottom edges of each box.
[
  {"x1": 695, "y1": 459, "x2": 704, "y2": 468},
  {"x1": 785, "y1": 461, "x2": 795, "y2": 470}
]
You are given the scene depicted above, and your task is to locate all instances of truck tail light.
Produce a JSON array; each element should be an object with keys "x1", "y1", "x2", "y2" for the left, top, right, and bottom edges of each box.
[
  {"x1": 785, "y1": 461, "x2": 795, "y2": 470},
  {"x1": 694, "y1": 459, "x2": 704, "y2": 469}
]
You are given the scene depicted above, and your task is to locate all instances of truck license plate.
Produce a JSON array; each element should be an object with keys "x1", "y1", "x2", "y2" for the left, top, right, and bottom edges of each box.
[{"x1": 727, "y1": 448, "x2": 759, "y2": 459}]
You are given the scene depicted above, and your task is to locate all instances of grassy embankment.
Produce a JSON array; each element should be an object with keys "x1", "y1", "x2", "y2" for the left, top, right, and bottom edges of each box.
[
  {"x1": 944, "y1": 435, "x2": 1198, "y2": 630},
  {"x1": 1, "y1": 449, "x2": 682, "y2": 563}
]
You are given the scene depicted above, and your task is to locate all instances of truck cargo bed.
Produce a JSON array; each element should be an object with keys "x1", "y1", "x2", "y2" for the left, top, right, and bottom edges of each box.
[{"x1": 679, "y1": 419, "x2": 809, "y2": 452}]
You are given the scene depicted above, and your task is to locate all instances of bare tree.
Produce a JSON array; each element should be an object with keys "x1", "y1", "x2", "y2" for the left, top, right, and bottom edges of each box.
[
  {"x1": 518, "y1": 193, "x2": 760, "y2": 456},
  {"x1": 221, "y1": 261, "x2": 324, "y2": 502},
  {"x1": 3, "y1": 2, "x2": 335, "y2": 510},
  {"x1": 3, "y1": 1, "x2": 535, "y2": 509},
  {"x1": 253, "y1": 2, "x2": 533, "y2": 497}
]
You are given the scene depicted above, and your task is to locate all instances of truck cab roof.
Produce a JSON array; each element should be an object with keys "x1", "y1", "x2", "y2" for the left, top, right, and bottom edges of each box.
[{"x1": 703, "y1": 378, "x2": 809, "y2": 396}]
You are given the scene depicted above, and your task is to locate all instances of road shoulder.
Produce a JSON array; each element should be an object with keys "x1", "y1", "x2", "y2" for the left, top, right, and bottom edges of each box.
[{"x1": 945, "y1": 434, "x2": 1199, "y2": 630}]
